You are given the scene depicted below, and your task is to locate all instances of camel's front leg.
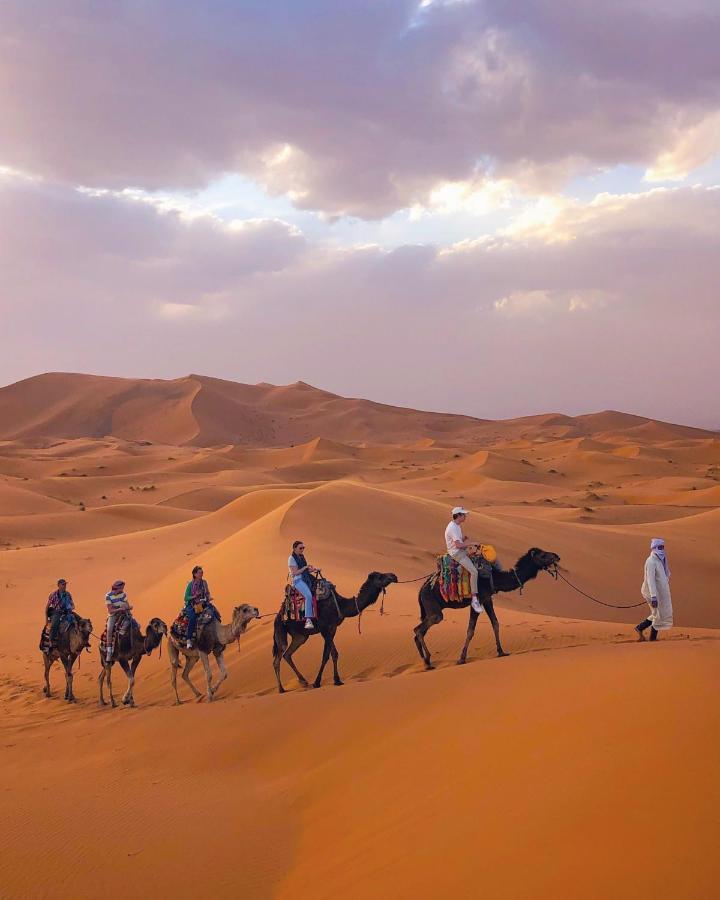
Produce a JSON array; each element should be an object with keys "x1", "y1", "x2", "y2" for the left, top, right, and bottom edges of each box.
[
  {"x1": 458, "y1": 608, "x2": 480, "y2": 665},
  {"x1": 210, "y1": 649, "x2": 228, "y2": 697},
  {"x1": 485, "y1": 600, "x2": 509, "y2": 657},
  {"x1": 43, "y1": 655, "x2": 52, "y2": 697},
  {"x1": 199, "y1": 651, "x2": 214, "y2": 702},
  {"x1": 106, "y1": 662, "x2": 117, "y2": 708},
  {"x1": 329, "y1": 640, "x2": 343, "y2": 686},
  {"x1": 312, "y1": 638, "x2": 332, "y2": 689},
  {"x1": 64, "y1": 655, "x2": 77, "y2": 703},
  {"x1": 98, "y1": 666, "x2": 108, "y2": 705},
  {"x1": 119, "y1": 659, "x2": 135, "y2": 707}
]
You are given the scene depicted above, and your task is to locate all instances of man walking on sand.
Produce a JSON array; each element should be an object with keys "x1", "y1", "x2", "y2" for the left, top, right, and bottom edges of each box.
[
  {"x1": 445, "y1": 507, "x2": 483, "y2": 615},
  {"x1": 635, "y1": 537, "x2": 673, "y2": 641}
]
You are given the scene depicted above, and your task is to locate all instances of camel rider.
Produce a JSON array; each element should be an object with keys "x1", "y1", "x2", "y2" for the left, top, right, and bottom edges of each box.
[
  {"x1": 105, "y1": 580, "x2": 131, "y2": 662},
  {"x1": 445, "y1": 507, "x2": 485, "y2": 615},
  {"x1": 184, "y1": 565, "x2": 213, "y2": 650},
  {"x1": 289, "y1": 540, "x2": 319, "y2": 630},
  {"x1": 46, "y1": 579, "x2": 75, "y2": 647}
]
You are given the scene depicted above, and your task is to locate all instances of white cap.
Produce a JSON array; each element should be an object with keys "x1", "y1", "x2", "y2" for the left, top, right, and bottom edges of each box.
[{"x1": 452, "y1": 506, "x2": 469, "y2": 516}]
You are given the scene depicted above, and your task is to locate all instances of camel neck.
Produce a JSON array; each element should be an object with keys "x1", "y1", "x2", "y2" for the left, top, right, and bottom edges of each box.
[{"x1": 337, "y1": 583, "x2": 382, "y2": 618}]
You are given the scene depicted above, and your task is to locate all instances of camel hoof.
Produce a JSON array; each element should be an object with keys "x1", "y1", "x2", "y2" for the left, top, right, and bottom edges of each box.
[
  {"x1": 278, "y1": 687, "x2": 286, "y2": 694},
  {"x1": 312, "y1": 682, "x2": 321, "y2": 689},
  {"x1": 299, "y1": 681, "x2": 309, "y2": 689},
  {"x1": 424, "y1": 664, "x2": 435, "y2": 671},
  {"x1": 457, "y1": 658, "x2": 467, "y2": 666},
  {"x1": 497, "y1": 650, "x2": 510, "y2": 658},
  {"x1": 99, "y1": 699, "x2": 107, "y2": 706},
  {"x1": 334, "y1": 679, "x2": 344, "y2": 687}
]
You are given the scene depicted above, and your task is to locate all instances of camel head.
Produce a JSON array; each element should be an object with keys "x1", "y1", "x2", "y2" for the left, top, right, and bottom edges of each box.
[
  {"x1": 231, "y1": 604, "x2": 261, "y2": 635},
  {"x1": 77, "y1": 616, "x2": 93, "y2": 650},
  {"x1": 367, "y1": 571, "x2": 398, "y2": 590},
  {"x1": 148, "y1": 617, "x2": 168, "y2": 637},
  {"x1": 528, "y1": 548, "x2": 561, "y2": 573}
]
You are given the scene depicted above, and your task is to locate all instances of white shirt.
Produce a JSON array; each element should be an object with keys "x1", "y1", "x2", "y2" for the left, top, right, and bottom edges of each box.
[
  {"x1": 445, "y1": 520, "x2": 464, "y2": 554},
  {"x1": 288, "y1": 555, "x2": 300, "y2": 578}
]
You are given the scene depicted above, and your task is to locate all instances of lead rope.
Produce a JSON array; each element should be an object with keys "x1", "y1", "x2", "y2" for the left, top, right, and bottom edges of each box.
[
  {"x1": 551, "y1": 568, "x2": 646, "y2": 609},
  {"x1": 512, "y1": 568, "x2": 523, "y2": 595},
  {"x1": 354, "y1": 595, "x2": 362, "y2": 634}
]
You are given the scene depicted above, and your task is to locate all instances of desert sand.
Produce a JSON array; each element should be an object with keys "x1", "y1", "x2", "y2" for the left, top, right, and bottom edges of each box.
[{"x1": 1, "y1": 373, "x2": 718, "y2": 899}]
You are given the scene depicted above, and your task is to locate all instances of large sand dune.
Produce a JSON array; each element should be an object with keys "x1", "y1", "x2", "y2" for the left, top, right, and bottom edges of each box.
[{"x1": 0, "y1": 373, "x2": 718, "y2": 898}]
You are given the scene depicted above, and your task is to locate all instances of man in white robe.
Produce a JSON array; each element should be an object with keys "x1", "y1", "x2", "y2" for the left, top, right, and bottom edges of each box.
[{"x1": 635, "y1": 538, "x2": 673, "y2": 641}]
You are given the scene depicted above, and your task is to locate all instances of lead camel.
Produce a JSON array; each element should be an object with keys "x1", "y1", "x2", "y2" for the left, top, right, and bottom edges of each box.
[{"x1": 414, "y1": 548, "x2": 560, "y2": 669}]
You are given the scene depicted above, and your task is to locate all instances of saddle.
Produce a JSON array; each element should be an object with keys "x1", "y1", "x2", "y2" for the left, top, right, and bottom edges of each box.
[
  {"x1": 170, "y1": 604, "x2": 219, "y2": 641},
  {"x1": 100, "y1": 612, "x2": 137, "y2": 656},
  {"x1": 435, "y1": 551, "x2": 494, "y2": 603},
  {"x1": 282, "y1": 584, "x2": 318, "y2": 622},
  {"x1": 39, "y1": 613, "x2": 76, "y2": 652}
]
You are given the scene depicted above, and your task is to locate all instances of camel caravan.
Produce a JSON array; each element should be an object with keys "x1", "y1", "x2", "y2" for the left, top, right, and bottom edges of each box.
[{"x1": 39, "y1": 506, "x2": 674, "y2": 707}]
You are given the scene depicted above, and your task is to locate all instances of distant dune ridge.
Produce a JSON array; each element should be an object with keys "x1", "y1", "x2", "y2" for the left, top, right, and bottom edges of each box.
[{"x1": 0, "y1": 372, "x2": 714, "y2": 446}]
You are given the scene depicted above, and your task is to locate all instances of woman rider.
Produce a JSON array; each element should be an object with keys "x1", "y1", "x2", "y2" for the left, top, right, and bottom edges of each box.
[
  {"x1": 288, "y1": 540, "x2": 319, "y2": 630},
  {"x1": 184, "y1": 565, "x2": 213, "y2": 649}
]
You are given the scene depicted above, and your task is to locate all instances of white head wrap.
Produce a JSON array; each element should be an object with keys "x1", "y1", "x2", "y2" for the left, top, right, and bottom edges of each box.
[{"x1": 650, "y1": 538, "x2": 670, "y2": 578}]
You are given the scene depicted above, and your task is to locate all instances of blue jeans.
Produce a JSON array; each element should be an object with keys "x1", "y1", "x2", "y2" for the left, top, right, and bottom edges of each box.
[
  {"x1": 293, "y1": 578, "x2": 314, "y2": 618},
  {"x1": 185, "y1": 604, "x2": 197, "y2": 641}
]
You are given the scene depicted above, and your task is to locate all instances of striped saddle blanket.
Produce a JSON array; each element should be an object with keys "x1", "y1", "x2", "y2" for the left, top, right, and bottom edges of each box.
[
  {"x1": 436, "y1": 553, "x2": 492, "y2": 603},
  {"x1": 283, "y1": 585, "x2": 318, "y2": 622}
]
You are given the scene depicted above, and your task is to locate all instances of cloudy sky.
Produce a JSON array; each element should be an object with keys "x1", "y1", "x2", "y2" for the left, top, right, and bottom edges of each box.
[{"x1": 1, "y1": 0, "x2": 718, "y2": 426}]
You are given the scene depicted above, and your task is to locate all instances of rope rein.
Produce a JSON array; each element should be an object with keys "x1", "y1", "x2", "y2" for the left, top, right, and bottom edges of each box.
[{"x1": 552, "y1": 569, "x2": 646, "y2": 609}]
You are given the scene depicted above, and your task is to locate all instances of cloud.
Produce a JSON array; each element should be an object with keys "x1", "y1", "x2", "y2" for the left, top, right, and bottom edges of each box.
[
  {"x1": 1, "y1": 1, "x2": 719, "y2": 217},
  {"x1": 1, "y1": 173, "x2": 718, "y2": 426}
]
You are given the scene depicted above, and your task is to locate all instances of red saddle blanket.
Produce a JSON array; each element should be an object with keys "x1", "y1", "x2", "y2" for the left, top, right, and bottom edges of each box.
[
  {"x1": 283, "y1": 585, "x2": 317, "y2": 621},
  {"x1": 170, "y1": 607, "x2": 215, "y2": 640},
  {"x1": 436, "y1": 554, "x2": 491, "y2": 603},
  {"x1": 100, "y1": 613, "x2": 135, "y2": 652}
]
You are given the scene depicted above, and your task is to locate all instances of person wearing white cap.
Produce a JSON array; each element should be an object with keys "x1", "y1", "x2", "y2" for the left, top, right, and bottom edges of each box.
[
  {"x1": 636, "y1": 538, "x2": 673, "y2": 641},
  {"x1": 445, "y1": 507, "x2": 483, "y2": 614}
]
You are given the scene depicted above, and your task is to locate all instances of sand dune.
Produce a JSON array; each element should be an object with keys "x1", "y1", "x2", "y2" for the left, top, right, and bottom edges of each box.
[{"x1": 0, "y1": 375, "x2": 718, "y2": 898}]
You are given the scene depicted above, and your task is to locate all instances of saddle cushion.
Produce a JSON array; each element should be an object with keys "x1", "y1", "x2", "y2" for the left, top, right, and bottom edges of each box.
[
  {"x1": 282, "y1": 585, "x2": 317, "y2": 621},
  {"x1": 171, "y1": 606, "x2": 216, "y2": 641},
  {"x1": 436, "y1": 553, "x2": 492, "y2": 603},
  {"x1": 39, "y1": 614, "x2": 76, "y2": 651}
]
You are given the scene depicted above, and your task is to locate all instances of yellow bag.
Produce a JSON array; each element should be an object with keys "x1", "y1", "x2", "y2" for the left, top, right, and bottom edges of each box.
[{"x1": 478, "y1": 544, "x2": 497, "y2": 564}]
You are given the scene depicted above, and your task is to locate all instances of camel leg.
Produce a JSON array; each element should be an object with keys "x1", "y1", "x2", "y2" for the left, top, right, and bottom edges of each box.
[
  {"x1": 168, "y1": 642, "x2": 183, "y2": 704},
  {"x1": 329, "y1": 641, "x2": 343, "y2": 686},
  {"x1": 312, "y1": 638, "x2": 333, "y2": 689},
  {"x1": 98, "y1": 665, "x2": 108, "y2": 705},
  {"x1": 43, "y1": 655, "x2": 52, "y2": 697},
  {"x1": 273, "y1": 644, "x2": 286, "y2": 694},
  {"x1": 106, "y1": 662, "x2": 117, "y2": 708},
  {"x1": 458, "y1": 608, "x2": 480, "y2": 665},
  {"x1": 64, "y1": 655, "x2": 76, "y2": 703},
  {"x1": 414, "y1": 612, "x2": 443, "y2": 670},
  {"x1": 210, "y1": 650, "x2": 228, "y2": 698},
  {"x1": 199, "y1": 651, "x2": 214, "y2": 702},
  {"x1": 119, "y1": 659, "x2": 135, "y2": 706},
  {"x1": 181, "y1": 655, "x2": 202, "y2": 701},
  {"x1": 282, "y1": 634, "x2": 311, "y2": 688},
  {"x1": 485, "y1": 599, "x2": 509, "y2": 657}
]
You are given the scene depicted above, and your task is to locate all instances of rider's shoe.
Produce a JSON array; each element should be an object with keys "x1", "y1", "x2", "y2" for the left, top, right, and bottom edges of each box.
[
  {"x1": 304, "y1": 618, "x2": 314, "y2": 630},
  {"x1": 471, "y1": 596, "x2": 484, "y2": 614},
  {"x1": 186, "y1": 640, "x2": 194, "y2": 650}
]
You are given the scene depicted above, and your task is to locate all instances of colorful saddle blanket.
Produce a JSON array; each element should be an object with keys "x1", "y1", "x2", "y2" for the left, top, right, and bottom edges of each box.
[
  {"x1": 39, "y1": 613, "x2": 75, "y2": 652},
  {"x1": 282, "y1": 584, "x2": 318, "y2": 622},
  {"x1": 100, "y1": 613, "x2": 136, "y2": 655},
  {"x1": 436, "y1": 553, "x2": 493, "y2": 603},
  {"x1": 170, "y1": 606, "x2": 217, "y2": 641}
]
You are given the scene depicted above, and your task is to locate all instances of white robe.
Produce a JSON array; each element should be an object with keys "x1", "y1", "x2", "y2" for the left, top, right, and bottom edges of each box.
[{"x1": 641, "y1": 554, "x2": 673, "y2": 630}]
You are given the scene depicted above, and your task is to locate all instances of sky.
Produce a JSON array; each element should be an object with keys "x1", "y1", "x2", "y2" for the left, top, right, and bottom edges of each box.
[{"x1": 1, "y1": 0, "x2": 719, "y2": 427}]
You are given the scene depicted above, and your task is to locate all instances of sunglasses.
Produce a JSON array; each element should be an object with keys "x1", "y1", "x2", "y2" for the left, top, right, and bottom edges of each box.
[{"x1": 298, "y1": 546, "x2": 305, "y2": 551}]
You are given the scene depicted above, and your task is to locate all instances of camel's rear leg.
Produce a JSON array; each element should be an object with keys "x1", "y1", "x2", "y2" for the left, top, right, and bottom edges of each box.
[
  {"x1": 329, "y1": 641, "x2": 343, "y2": 686},
  {"x1": 312, "y1": 638, "x2": 333, "y2": 689},
  {"x1": 181, "y1": 655, "x2": 202, "y2": 701},
  {"x1": 485, "y1": 599, "x2": 509, "y2": 657},
  {"x1": 458, "y1": 608, "x2": 480, "y2": 664},
  {"x1": 168, "y1": 642, "x2": 184, "y2": 704},
  {"x1": 414, "y1": 612, "x2": 442, "y2": 670},
  {"x1": 105, "y1": 662, "x2": 117, "y2": 708},
  {"x1": 199, "y1": 651, "x2": 215, "y2": 702},
  {"x1": 282, "y1": 634, "x2": 310, "y2": 688}
]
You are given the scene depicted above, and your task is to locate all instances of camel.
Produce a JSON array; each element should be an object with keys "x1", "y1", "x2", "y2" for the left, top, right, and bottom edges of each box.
[
  {"x1": 272, "y1": 571, "x2": 398, "y2": 693},
  {"x1": 41, "y1": 613, "x2": 93, "y2": 703},
  {"x1": 414, "y1": 548, "x2": 560, "y2": 669},
  {"x1": 98, "y1": 617, "x2": 168, "y2": 708},
  {"x1": 167, "y1": 604, "x2": 260, "y2": 704}
]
